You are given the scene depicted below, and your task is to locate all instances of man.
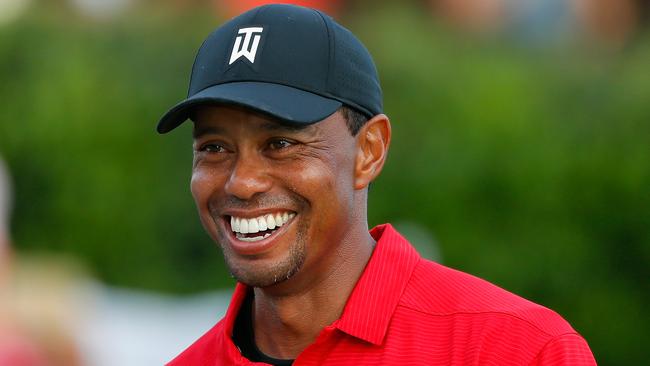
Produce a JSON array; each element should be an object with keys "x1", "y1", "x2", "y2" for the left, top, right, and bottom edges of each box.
[{"x1": 158, "y1": 4, "x2": 596, "y2": 365}]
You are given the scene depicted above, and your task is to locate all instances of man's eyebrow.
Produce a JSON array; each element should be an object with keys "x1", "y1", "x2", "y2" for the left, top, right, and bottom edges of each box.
[{"x1": 193, "y1": 126, "x2": 224, "y2": 138}]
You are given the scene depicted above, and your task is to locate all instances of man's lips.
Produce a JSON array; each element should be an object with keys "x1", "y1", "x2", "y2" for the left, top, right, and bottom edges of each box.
[
  {"x1": 221, "y1": 211, "x2": 297, "y2": 255},
  {"x1": 230, "y1": 211, "x2": 295, "y2": 239}
]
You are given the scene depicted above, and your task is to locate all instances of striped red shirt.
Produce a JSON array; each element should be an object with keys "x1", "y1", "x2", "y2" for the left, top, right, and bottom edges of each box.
[{"x1": 168, "y1": 224, "x2": 596, "y2": 365}]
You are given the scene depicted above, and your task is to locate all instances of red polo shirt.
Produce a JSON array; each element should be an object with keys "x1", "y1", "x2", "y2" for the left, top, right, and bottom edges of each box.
[{"x1": 168, "y1": 224, "x2": 596, "y2": 365}]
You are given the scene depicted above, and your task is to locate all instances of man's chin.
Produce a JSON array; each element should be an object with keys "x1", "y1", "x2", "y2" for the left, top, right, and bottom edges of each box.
[
  {"x1": 225, "y1": 249, "x2": 305, "y2": 288},
  {"x1": 229, "y1": 266, "x2": 299, "y2": 288}
]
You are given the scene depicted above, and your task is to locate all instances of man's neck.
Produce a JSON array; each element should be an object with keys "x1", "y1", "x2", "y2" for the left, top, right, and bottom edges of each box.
[{"x1": 251, "y1": 229, "x2": 376, "y2": 360}]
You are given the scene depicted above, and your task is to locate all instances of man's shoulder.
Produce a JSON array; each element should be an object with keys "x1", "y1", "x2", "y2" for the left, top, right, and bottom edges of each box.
[
  {"x1": 398, "y1": 258, "x2": 576, "y2": 338},
  {"x1": 166, "y1": 319, "x2": 226, "y2": 366}
]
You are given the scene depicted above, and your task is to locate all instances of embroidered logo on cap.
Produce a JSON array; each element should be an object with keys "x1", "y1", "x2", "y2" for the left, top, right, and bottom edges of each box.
[{"x1": 229, "y1": 27, "x2": 264, "y2": 65}]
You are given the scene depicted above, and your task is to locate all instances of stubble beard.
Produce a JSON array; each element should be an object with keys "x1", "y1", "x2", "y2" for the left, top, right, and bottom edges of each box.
[{"x1": 218, "y1": 220, "x2": 307, "y2": 288}]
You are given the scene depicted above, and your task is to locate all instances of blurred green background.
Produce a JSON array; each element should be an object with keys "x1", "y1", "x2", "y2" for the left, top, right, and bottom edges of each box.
[{"x1": 1, "y1": 0, "x2": 648, "y2": 364}]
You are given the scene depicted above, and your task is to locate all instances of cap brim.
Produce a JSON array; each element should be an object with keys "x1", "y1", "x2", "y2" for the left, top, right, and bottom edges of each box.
[{"x1": 157, "y1": 81, "x2": 342, "y2": 134}]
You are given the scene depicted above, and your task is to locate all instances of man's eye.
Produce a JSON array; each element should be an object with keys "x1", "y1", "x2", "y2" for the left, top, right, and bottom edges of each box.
[
  {"x1": 268, "y1": 139, "x2": 293, "y2": 150},
  {"x1": 199, "y1": 143, "x2": 226, "y2": 153}
]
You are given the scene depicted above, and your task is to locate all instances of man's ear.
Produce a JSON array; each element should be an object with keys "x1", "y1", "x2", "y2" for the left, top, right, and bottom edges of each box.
[{"x1": 354, "y1": 114, "x2": 391, "y2": 190}]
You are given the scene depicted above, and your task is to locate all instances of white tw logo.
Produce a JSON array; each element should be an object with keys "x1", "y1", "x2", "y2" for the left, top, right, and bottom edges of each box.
[{"x1": 229, "y1": 27, "x2": 264, "y2": 65}]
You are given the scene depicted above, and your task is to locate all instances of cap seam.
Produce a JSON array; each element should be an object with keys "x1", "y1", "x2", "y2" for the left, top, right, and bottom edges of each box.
[
  {"x1": 186, "y1": 35, "x2": 213, "y2": 98},
  {"x1": 314, "y1": 10, "x2": 333, "y2": 95},
  {"x1": 250, "y1": 5, "x2": 265, "y2": 22}
]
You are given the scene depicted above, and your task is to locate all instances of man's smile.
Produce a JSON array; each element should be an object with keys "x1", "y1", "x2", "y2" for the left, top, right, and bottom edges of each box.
[
  {"x1": 219, "y1": 210, "x2": 298, "y2": 256},
  {"x1": 229, "y1": 212, "x2": 296, "y2": 242}
]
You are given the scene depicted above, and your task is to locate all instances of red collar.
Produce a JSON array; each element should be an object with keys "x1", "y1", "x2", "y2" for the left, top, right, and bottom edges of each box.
[
  {"x1": 222, "y1": 224, "x2": 420, "y2": 346},
  {"x1": 334, "y1": 224, "x2": 420, "y2": 344}
]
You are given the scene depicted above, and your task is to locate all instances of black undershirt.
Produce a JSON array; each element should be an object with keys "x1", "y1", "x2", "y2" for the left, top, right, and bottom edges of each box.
[{"x1": 232, "y1": 291, "x2": 294, "y2": 366}]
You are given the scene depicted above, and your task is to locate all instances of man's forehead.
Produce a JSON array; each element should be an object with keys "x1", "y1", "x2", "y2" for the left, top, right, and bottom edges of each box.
[{"x1": 192, "y1": 104, "x2": 317, "y2": 138}]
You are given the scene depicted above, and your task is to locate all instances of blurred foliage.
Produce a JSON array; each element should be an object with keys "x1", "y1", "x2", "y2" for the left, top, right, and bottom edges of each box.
[{"x1": 0, "y1": 2, "x2": 648, "y2": 365}]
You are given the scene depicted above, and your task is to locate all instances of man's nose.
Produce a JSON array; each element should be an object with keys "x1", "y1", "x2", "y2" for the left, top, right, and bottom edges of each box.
[{"x1": 223, "y1": 154, "x2": 272, "y2": 200}]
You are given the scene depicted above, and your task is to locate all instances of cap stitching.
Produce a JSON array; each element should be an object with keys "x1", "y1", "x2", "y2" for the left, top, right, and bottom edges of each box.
[
  {"x1": 187, "y1": 35, "x2": 213, "y2": 98},
  {"x1": 314, "y1": 10, "x2": 333, "y2": 96},
  {"x1": 250, "y1": 4, "x2": 266, "y2": 23}
]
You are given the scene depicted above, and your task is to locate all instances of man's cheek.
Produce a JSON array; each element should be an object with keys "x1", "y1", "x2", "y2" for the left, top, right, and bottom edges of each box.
[{"x1": 190, "y1": 170, "x2": 212, "y2": 203}]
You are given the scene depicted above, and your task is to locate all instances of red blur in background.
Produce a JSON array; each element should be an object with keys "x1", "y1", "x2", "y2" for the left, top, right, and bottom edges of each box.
[{"x1": 215, "y1": 0, "x2": 343, "y2": 17}]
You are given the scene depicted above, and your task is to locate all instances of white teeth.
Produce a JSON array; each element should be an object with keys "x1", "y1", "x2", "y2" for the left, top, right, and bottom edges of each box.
[
  {"x1": 231, "y1": 217, "x2": 239, "y2": 232},
  {"x1": 238, "y1": 235, "x2": 264, "y2": 242},
  {"x1": 229, "y1": 212, "x2": 295, "y2": 234},
  {"x1": 235, "y1": 232, "x2": 272, "y2": 242},
  {"x1": 248, "y1": 218, "x2": 259, "y2": 233},
  {"x1": 266, "y1": 214, "x2": 276, "y2": 230},
  {"x1": 240, "y1": 219, "x2": 249, "y2": 234},
  {"x1": 258, "y1": 217, "x2": 267, "y2": 231}
]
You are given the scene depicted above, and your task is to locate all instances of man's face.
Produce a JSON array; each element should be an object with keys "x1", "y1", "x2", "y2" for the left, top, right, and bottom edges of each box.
[{"x1": 191, "y1": 105, "x2": 359, "y2": 288}]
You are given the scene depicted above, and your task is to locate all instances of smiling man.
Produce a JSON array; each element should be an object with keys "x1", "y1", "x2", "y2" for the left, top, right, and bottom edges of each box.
[{"x1": 158, "y1": 4, "x2": 595, "y2": 366}]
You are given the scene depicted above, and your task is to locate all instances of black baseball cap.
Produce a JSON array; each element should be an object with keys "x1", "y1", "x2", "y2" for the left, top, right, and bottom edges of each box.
[{"x1": 157, "y1": 4, "x2": 382, "y2": 133}]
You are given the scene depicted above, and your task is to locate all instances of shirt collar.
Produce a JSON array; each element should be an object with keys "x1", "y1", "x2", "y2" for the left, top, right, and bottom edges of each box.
[
  {"x1": 334, "y1": 223, "x2": 420, "y2": 345},
  {"x1": 222, "y1": 224, "x2": 420, "y2": 347},
  {"x1": 223, "y1": 282, "x2": 249, "y2": 339}
]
